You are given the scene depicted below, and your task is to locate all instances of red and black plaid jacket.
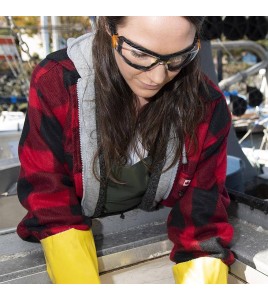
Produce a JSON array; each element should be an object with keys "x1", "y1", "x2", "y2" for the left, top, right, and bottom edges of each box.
[{"x1": 17, "y1": 49, "x2": 235, "y2": 266}]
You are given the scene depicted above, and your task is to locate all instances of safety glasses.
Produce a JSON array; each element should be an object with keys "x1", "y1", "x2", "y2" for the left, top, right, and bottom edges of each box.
[{"x1": 112, "y1": 34, "x2": 200, "y2": 72}]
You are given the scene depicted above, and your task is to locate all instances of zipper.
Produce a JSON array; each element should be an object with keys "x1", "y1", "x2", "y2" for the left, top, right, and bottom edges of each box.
[{"x1": 76, "y1": 78, "x2": 86, "y2": 213}]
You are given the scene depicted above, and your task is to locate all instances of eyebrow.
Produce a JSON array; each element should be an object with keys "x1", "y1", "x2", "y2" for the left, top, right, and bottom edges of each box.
[{"x1": 120, "y1": 35, "x2": 197, "y2": 59}]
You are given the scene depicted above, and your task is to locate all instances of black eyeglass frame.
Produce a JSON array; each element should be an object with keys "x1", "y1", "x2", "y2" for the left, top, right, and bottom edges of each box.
[{"x1": 112, "y1": 34, "x2": 200, "y2": 71}]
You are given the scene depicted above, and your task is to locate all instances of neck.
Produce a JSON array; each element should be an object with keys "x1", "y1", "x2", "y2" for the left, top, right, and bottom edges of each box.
[{"x1": 137, "y1": 96, "x2": 150, "y2": 109}]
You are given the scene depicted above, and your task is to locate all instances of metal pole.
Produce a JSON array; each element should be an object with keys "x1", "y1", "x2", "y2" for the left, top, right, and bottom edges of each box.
[
  {"x1": 40, "y1": 16, "x2": 50, "y2": 57},
  {"x1": 51, "y1": 16, "x2": 61, "y2": 52},
  {"x1": 219, "y1": 61, "x2": 268, "y2": 90},
  {"x1": 265, "y1": 70, "x2": 268, "y2": 105},
  {"x1": 217, "y1": 49, "x2": 223, "y2": 82}
]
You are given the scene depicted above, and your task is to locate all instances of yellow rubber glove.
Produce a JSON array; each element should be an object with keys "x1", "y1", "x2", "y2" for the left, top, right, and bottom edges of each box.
[
  {"x1": 41, "y1": 228, "x2": 100, "y2": 284},
  {"x1": 172, "y1": 257, "x2": 228, "y2": 284}
]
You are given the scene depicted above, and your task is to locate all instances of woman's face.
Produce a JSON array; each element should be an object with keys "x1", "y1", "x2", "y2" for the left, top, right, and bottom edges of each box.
[{"x1": 113, "y1": 17, "x2": 196, "y2": 104}]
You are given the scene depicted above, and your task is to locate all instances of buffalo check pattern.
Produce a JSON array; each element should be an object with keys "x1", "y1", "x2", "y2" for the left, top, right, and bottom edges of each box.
[{"x1": 17, "y1": 49, "x2": 235, "y2": 266}]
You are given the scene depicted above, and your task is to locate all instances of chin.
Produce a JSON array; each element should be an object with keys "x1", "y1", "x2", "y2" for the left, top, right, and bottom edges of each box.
[{"x1": 134, "y1": 88, "x2": 160, "y2": 99}]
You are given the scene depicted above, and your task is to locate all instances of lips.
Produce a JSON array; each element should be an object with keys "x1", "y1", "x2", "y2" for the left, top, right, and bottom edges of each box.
[{"x1": 139, "y1": 81, "x2": 160, "y2": 90}]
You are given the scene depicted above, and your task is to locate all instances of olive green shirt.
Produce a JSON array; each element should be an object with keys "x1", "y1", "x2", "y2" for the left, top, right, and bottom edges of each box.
[{"x1": 104, "y1": 157, "x2": 151, "y2": 213}]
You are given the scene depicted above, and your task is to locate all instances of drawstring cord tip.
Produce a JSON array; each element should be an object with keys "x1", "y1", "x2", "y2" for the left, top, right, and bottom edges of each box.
[{"x1": 182, "y1": 143, "x2": 188, "y2": 164}]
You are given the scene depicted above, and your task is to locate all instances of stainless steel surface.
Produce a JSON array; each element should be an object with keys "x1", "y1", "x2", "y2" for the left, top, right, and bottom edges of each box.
[
  {"x1": 98, "y1": 239, "x2": 172, "y2": 273},
  {"x1": 0, "y1": 227, "x2": 16, "y2": 235},
  {"x1": 0, "y1": 195, "x2": 26, "y2": 230},
  {"x1": 230, "y1": 259, "x2": 268, "y2": 284},
  {"x1": 1, "y1": 270, "x2": 49, "y2": 284},
  {"x1": 2, "y1": 249, "x2": 268, "y2": 284},
  {"x1": 0, "y1": 236, "x2": 172, "y2": 284}
]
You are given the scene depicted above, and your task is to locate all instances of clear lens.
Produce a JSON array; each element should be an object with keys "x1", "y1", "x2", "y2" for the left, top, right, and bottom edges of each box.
[
  {"x1": 168, "y1": 54, "x2": 189, "y2": 67},
  {"x1": 168, "y1": 44, "x2": 199, "y2": 70},
  {"x1": 120, "y1": 41, "x2": 156, "y2": 67}
]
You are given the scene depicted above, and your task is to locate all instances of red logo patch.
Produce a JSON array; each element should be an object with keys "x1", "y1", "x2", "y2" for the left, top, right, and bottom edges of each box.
[
  {"x1": 179, "y1": 177, "x2": 191, "y2": 187},
  {"x1": 183, "y1": 179, "x2": 191, "y2": 186}
]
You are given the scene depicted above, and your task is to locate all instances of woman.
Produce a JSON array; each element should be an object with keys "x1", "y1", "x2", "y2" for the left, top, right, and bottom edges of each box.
[{"x1": 17, "y1": 16, "x2": 235, "y2": 284}]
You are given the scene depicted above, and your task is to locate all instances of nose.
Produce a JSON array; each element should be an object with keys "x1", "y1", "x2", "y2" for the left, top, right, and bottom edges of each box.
[{"x1": 146, "y1": 63, "x2": 167, "y2": 85}]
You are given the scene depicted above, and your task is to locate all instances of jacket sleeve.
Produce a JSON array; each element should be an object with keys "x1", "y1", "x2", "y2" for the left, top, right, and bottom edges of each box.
[
  {"x1": 17, "y1": 62, "x2": 89, "y2": 242},
  {"x1": 166, "y1": 93, "x2": 235, "y2": 267}
]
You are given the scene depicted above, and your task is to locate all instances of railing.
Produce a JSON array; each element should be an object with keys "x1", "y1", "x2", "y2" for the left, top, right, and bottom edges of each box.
[{"x1": 211, "y1": 40, "x2": 268, "y2": 90}]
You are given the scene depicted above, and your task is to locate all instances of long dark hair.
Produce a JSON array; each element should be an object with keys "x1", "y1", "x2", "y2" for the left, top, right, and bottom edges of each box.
[{"x1": 92, "y1": 16, "x2": 207, "y2": 183}]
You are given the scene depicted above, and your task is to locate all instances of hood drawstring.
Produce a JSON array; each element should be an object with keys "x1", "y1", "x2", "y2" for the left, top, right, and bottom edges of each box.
[{"x1": 182, "y1": 143, "x2": 188, "y2": 165}]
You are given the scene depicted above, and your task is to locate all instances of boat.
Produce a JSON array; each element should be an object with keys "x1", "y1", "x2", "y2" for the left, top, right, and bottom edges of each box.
[{"x1": 0, "y1": 111, "x2": 25, "y2": 132}]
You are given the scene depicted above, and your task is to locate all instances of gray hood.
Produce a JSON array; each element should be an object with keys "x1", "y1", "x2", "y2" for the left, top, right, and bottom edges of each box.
[
  {"x1": 67, "y1": 32, "x2": 95, "y2": 80},
  {"x1": 67, "y1": 33, "x2": 100, "y2": 217}
]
